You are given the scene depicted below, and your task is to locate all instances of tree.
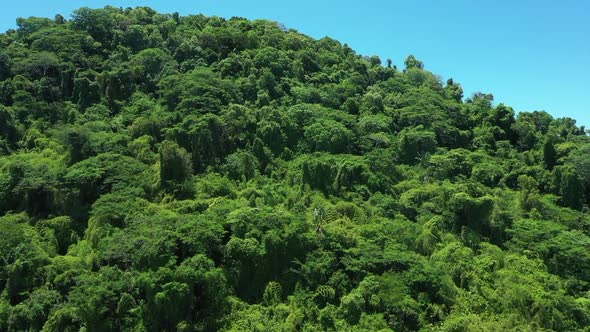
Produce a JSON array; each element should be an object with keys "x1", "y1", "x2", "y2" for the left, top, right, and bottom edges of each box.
[
  {"x1": 304, "y1": 119, "x2": 353, "y2": 154},
  {"x1": 398, "y1": 127, "x2": 437, "y2": 164},
  {"x1": 54, "y1": 14, "x2": 65, "y2": 24},
  {"x1": 63, "y1": 153, "x2": 147, "y2": 206},
  {"x1": 223, "y1": 150, "x2": 259, "y2": 181},
  {"x1": 0, "y1": 53, "x2": 11, "y2": 81},
  {"x1": 559, "y1": 167, "x2": 584, "y2": 210},
  {"x1": 16, "y1": 17, "x2": 54, "y2": 37},
  {"x1": 543, "y1": 138, "x2": 557, "y2": 170},
  {"x1": 444, "y1": 78, "x2": 463, "y2": 103},
  {"x1": 130, "y1": 48, "x2": 174, "y2": 93},
  {"x1": 159, "y1": 140, "x2": 192, "y2": 192},
  {"x1": 403, "y1": 54, "x2": 424, "y2": 70},
  {"x1": 72, "y1": 7, "x2": 118, "y2": 48},
  {"x1": 73, "y1": 72, "x2": 101, "y2": 108}
]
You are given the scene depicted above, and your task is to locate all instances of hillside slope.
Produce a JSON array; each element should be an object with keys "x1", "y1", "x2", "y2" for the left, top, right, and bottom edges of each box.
[{"x1": 1, "y1": 6, "x2": 590, "y2": 331}]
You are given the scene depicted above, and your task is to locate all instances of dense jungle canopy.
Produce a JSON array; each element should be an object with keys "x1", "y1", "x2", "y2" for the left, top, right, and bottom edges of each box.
[{"x1": 0, "y1": 6, "x2": 590, "y2": 331}]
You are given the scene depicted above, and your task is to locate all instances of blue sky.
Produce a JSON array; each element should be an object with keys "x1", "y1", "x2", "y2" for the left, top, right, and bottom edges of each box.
[{"x1": 1, "y1": 1, "x2": 589, "y2": 128}]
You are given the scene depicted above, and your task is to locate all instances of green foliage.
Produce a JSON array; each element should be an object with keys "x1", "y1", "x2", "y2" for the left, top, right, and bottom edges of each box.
[
  {"x1": 404, "y1": 55, "x2": 424, "y2": 70},
  {"x1": 558, "y1": 167, "x2": 585, "y2": 210},
  {"x1": 0, "y1": 6, "x2": 589, "y2": 331},
  {"x1": 543, "y1": 137, "x2": 558, "y2": 170},
  {"x1": 304, "y1": 119, "x2": 353, "y2": 153},
  {"x1": 158, "y1": 140, "x2": 192, "y2": 193},
  {"x1": 399, "y1": 126, "x2": 437, "y2": 164}
]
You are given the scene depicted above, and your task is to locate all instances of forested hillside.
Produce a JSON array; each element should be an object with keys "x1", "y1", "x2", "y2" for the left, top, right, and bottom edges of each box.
[{"x1": 1, "y1": 6, "x2": 590, "y2": 331}]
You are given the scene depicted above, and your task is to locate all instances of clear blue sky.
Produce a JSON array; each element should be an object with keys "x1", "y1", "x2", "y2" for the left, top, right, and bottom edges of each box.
[{"x1": 1, "y1": 1, "x2": 589, "y2": 128}]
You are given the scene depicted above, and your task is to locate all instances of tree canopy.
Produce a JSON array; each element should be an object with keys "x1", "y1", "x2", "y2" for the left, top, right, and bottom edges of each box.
[{"x1": 0, "y1": 6, "x2": 589, "y2": 331}]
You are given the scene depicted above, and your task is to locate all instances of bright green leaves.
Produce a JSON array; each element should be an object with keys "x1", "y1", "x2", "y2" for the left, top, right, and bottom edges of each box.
[
  {"x1": 508, "y1": 217, "x2": 590, "y2": 288},
  {"x1": 304, "y1": 119, "x2": 353, "y2": 154},
  {"x1": 223, "y1": 150, "x2": 260, "y2": 181},
  {"x1": 398, "y1": 127, "x2": 437, "y2": 164},
  {"x1": 158, "y1": 140, "x2": 192, "y2": 193},
  {"x1": 159, "y1": 67, "x2": 241, "y2": 113},
  {"x1": 72, "y1": 7, "x2": 119, "y2": 48},
  {"x1": 0, "y1": 214, "x2": 51, "y2": 305},
  {"x1": 403, "y1": 55, "x2": 424, "y2": 71},
  {"x1": 129, "y1": 48, "x2": 175, "y2": 93},
  {"x1": 300, "y1": 154, "x2": 376, "y2": 195},
  {"x1": 64, "y1": 153, "x2": 147, "y2": 210},
  {"x1": 557, "y1": 167, "x2": 585, "y2": 210},
  {"x1": 0, "y1": 150, "x2": 65, "y2": 215},
  {"x1": 0, "y1": 5, "x2": 589, "y2": 332},
  {"x1": 72, "y1": 71, "x2": 101, "y2": 109}
]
